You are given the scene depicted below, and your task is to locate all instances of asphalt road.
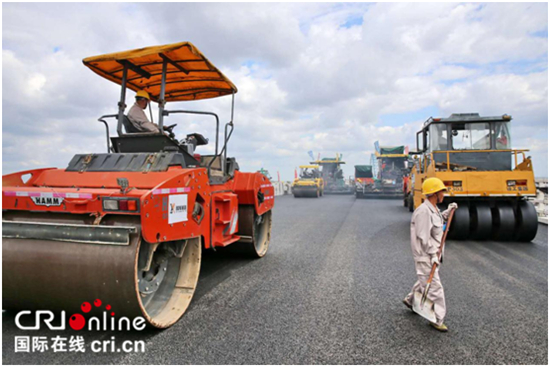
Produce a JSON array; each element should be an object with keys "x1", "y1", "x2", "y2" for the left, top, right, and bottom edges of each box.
[{"x1": 3, "y1": 195, "x2": 548, "y2": 364}]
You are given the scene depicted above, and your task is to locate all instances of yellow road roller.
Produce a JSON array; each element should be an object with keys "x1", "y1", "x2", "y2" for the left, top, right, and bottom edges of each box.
[
  {"x1": 408, "y1": 113, "x2": 538, "y2": 242},
  {"x1": 292, "y1": 165, "x2": 324, "y2": 198}
]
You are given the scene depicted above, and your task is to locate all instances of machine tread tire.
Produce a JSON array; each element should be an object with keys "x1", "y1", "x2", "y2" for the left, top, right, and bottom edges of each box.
[
  {"x1": 470, "y1": 203, "x2": 492, "y2": 240},
  {"x1": 515, "y1": 200, "x2": 538, "y2": 242},
  {"x1": 448, "y1": 204, "x2": 470, "y2": 240},
  {"x1": 492, "y1": 202, "x2": 516, "y2": 241}
]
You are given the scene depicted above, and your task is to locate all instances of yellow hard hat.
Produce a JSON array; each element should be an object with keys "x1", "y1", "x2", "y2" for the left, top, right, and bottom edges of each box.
[
  {"x1": 422, "y1": 177, "x2": 447, "y2": 196},
  {"x1": 136, "y1": 90, "x2": 150, "y2": 100}
]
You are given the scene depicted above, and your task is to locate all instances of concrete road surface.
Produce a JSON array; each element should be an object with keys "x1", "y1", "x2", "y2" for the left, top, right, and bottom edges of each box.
[{"x1": 3, "y1": 195, "x2": 547, "y2": 364}]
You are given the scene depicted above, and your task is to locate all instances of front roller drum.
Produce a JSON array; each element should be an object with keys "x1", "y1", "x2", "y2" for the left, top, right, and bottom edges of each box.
[
  {"x1": 2, "y1": 212, "x2": 201, "y2": 329},
  {"x1": 293, "y1": 187, "x2": 319, "y2": 198},
  {"x1": 236, "y1": 206, "x2": 272, "y2": 258}
]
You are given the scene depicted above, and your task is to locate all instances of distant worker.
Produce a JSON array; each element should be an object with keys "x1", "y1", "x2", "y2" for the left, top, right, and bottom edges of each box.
[
  {"x1": 403, "y1": 177, "x2": 457, "y2": 332},
  {"x1": 127, "y1": 90, "x2": 160, "y2": 133}
]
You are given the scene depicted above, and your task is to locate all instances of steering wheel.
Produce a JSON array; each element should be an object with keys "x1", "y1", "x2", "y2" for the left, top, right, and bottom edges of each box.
[
  {"x1": 164, "y1": 123, "x2": 177, "y2": 132},
  {"x1": 163, "y1": 123, "x2": 177, "y2": 138}
]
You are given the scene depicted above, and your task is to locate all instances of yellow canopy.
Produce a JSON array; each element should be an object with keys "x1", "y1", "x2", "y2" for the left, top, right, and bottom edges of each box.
[
  {"x1": 375, "y1": 152, "x2": 408, "y2": 158},
  {"x1": 300, "y1": 165, "x2": 320, "y2": 169},
  {"x1": 310, "y1": 160, "x2": 346, "y2": 164},
  {"x1": 83, "y1": 42, "x2": 237, "y2": 102}
]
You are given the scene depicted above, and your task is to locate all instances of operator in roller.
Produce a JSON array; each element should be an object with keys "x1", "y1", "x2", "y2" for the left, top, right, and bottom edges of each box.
[
  {"x1": 127, "y1": 90, "x2": 161, "y2": 133},
  {"x1": 402, "y1": 177, "x2": 457, "y2": 332}
]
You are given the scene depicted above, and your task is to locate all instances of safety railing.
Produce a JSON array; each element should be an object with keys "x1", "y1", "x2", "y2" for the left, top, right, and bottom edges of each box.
[{"x1": 427, "y1": 149, "x2": 530, "y2": 172}]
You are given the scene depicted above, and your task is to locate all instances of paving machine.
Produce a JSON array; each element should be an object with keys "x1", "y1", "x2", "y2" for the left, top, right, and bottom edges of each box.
[
  {"x1": 310, "y1": 155, "x2": 353, "y2": 194},
  {"x1": 2, "y1": 42, "x2": 275, "y2": 328},
  {"x1": 292, "y1": 165, "x2": 323, "y2": 198},
  {"x1": 354, "y1": 165, "x2": 374, "y2": 199},
  {"x1": 408, "y1": 113, "x2": 538, "y2": 241},
  {"x1": 369, "y1": 145, "x2": 408, "y2": 199}
]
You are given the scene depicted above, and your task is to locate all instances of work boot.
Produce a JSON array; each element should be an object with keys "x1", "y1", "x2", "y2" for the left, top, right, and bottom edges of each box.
[
  {"x1": 402, "y1": 298, "x2": 412, "y2": 310},
  {"x1": 430, "y1": 322, "x2": 448, "y2": 332}
]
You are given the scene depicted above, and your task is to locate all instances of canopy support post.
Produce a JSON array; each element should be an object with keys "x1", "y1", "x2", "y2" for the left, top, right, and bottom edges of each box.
[
  {"x1": 158, "y1": 60, "x2": 168, "y2": 132},
  {"x1": 117, "y1": 65, "x2": 128, "y2": 136},
  {"x1": 224, "y1": 92, "x2": 235, "y2": 175}
]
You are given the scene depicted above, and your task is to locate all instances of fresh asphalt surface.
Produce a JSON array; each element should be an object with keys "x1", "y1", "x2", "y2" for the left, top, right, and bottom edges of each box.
[{"x1": 3, "y1": 195, "x2": 548, "y2": 364}]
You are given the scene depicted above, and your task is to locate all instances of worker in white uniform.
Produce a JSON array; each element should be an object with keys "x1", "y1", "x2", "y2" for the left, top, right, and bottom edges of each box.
[
  {"x1": 127, "y1": 90, "x2": 161, "y2": 133},
  {"x1": 403, "y1": 177, "x2": 457, "y2": 332}
]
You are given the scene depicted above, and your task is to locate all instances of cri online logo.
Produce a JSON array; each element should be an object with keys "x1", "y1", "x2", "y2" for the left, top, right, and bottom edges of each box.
[{"x1": 16, "y1": 299, "x2": 146, "y2": 331}]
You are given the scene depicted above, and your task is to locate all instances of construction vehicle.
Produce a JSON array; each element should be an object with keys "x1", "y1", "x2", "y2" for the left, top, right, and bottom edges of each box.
[
  {"x1": 407, "y1": 113, "x2": 538, "y2": 241},
  {"x1": 310, "y1": 155, "x2": 353, "y2": 194},
  {"x1": 2, "y1": 42, "x2": 275, "y2": 328},
  {"x1": 371, "y1": 145, "x2": 408, "y2": 198},
  {"x1": 258, "y1": 168, "x2": 272, "y2": 180},
  {"x1": 403, "y1": 156, "x2": 417, "y2": 211},
  {"x1": 354, "y1": 165, "x2": 374, "y2": 198},
  {"x1": 292, "y1": 165, "x2": 323, "y2": 198}
]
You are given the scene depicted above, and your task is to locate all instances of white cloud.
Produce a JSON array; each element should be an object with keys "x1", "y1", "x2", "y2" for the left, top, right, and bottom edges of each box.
[{"x1": 2, "y1": 2, "x2": 548, "y2": 180}]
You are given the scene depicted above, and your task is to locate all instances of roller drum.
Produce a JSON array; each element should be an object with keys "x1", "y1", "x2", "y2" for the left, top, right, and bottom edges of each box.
[{"x1": 2, "y1": 212, "x2": 200, "y2": 329}]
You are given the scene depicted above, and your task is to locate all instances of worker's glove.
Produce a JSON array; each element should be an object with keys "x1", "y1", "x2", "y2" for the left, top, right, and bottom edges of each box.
[
  {"x1": 431, "y1": 254, "x2": 440, "y2": 266},
  {"x1": 447, "y1": 202, "x2": 458, "y2": 211}
]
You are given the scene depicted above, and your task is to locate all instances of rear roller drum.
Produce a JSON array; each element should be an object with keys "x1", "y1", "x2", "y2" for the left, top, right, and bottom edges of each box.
[
  {"x1": 515, "y1": 201, "x2": 538, "y2": 242},
  {"x1": 448, "y1": 205, "x2": 470, "y2": 240},
  {"x1": 137, "y1": 238, "x2": 201, "y2": 328},
  {"x1": 492, "y1": 202, "x2": 516, "y2": 241},
  {"x1": 470, "y1": 203, "x2": 492, "y2": 240},
  {"x1": 236, "y1": 206, "x2": 272, "y2": 258}
]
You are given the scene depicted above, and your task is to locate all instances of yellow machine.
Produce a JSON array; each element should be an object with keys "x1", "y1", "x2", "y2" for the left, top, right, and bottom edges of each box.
[
  {"x1": 292, "y1": 165, "x2": 324, "y2": 198},
  {"x1": 408, "y1": 113, "x2": 538, "y2": 242}
]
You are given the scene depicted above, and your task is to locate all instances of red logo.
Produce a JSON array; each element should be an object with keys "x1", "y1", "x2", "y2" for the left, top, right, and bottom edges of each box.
[{"x1": 68, "y1": 298, "x2": 113, "y2": 331}]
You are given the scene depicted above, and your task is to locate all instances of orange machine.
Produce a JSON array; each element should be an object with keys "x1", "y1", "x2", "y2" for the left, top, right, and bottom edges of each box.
[{"x1": 2, "y1": 42, "x2": 274, "y2": 328}]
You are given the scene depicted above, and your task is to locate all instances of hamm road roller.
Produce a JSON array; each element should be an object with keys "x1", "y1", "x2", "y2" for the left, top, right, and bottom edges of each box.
[
  {"x1": 408, "y1": 113, "x2": 538, "y2": 241},
  {"x1": 2, "y1": 42, "x2": 274, "y2": 328},
  {"x1": 292, "y1": 165, "x2": 324, "y2": 198}
]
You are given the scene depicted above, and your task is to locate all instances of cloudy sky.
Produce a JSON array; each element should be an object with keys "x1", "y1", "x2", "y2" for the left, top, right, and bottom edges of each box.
[{"x1": 3, "y1": 2, "x2": 548, "y2": 180}]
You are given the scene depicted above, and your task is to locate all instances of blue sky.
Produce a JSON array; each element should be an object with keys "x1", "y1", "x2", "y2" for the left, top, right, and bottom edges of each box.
[{"x1": 2, "y1": 2, "x2": 548, "y2": 179}]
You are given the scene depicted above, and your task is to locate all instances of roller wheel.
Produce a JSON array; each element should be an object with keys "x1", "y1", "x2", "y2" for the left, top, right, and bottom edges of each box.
[
  {"x1": 515, "y1": 201, "x2": 538, "y2": 242},
  {"x1": 137, "y1": 237, "x2": 201, "y2": 328},
  {"x1": 448, "y1": 204, "x2": 470, "y2": 240},
  {"x1": 2, "y1": 212, "x2": 201, "y2": 329},
  {"x1": 470, "y1": 203, "x2": 492, "y2": 240},
  {"x1": 236, "y1": 206, "x2": 272, "y2": 258},
  {"x1": 492, "y1": 202, "x2": 516, "y2": 241}
]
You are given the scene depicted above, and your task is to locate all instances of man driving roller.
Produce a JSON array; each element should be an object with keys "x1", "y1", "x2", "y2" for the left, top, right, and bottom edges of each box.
[{"x1": 127, "y1": 90, "x2": 161, "y2": 133}]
